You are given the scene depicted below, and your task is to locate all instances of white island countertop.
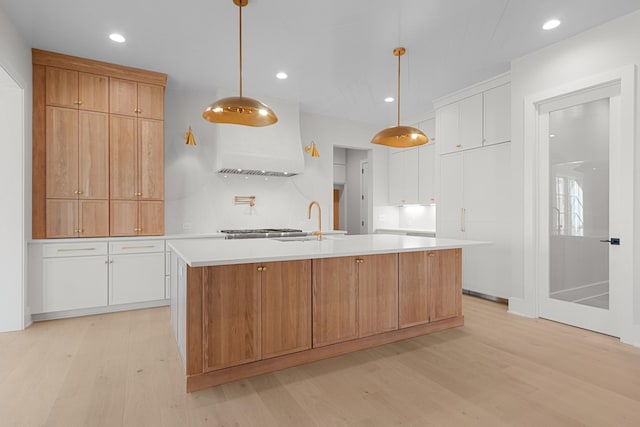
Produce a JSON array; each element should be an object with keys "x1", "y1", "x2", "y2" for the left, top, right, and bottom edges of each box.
[{"x1": 168, "y1": 234, "x2": 486, "y2": 267}]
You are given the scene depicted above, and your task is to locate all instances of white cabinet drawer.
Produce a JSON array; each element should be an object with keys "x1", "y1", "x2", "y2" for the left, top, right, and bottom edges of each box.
[
  {"x1": 43, "y1": 242, "x2": 108, "y2": 258},
  {"x1": 109, "y1": 240, "x2": 165, "y2": 254}
]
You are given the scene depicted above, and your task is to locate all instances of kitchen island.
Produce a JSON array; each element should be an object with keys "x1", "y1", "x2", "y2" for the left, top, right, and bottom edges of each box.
[{"x1": 168, "y1": 234, "x2": 483, "y2": 392}]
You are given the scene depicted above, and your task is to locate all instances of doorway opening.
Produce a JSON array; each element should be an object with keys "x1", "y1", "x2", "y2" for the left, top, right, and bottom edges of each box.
[{"x1": 333, "y1": 147, "x2": 372, "y2": 234}]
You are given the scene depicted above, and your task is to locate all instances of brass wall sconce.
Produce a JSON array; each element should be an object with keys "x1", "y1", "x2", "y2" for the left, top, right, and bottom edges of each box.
[
  {"x1": 234, "y1": 195, "x2": 256, "y2": 207},
  {"x1": 184, "y1": 126, "x2": 196, "y2": 146},
  {"x1": 305, "y1": 141, "x2": 320, "y2": 158}
]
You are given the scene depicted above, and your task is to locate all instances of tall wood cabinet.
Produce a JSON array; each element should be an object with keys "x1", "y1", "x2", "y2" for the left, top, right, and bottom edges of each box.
[{"x1": 32, "y1": 49, "x2": 167, "y2": 239}]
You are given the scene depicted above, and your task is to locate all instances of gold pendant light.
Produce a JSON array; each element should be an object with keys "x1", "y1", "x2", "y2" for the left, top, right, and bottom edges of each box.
[
  {"x1": 203, "y1": 0, "x2": 277, "y2": 127},
  {"x1": 371, "y1": 47, "x2": 428, "y2": 148}
]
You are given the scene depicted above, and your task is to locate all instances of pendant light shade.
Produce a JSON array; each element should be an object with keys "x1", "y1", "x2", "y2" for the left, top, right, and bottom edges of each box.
[
  {"x1": 202, "y1": 0, "x2": 277, "y2": 127},
  {"x1": 371, "y1": 47, "x2": 428, "y2": 148}
]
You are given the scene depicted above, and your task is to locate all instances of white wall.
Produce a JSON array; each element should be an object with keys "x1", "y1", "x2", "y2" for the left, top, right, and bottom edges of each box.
[
  {"x1": 0, "y1": 5, "x2": 31, "y2": 332},
  {"x1": 509, "y1": 10, "x2": 640, "y2": 345},
  {"x1": 164, "y1": 83, "x2": 384, "y2": 234}
]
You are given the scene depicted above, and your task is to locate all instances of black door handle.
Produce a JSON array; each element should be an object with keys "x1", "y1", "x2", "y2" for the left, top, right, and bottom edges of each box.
[{"x1": 600, "y1": 238, "x2": 620, "y2": 245}]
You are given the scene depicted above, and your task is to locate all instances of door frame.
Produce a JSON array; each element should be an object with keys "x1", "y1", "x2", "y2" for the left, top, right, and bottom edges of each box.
[{"x1": 519, "y1": 65, "x2": 636, "y2": 343}]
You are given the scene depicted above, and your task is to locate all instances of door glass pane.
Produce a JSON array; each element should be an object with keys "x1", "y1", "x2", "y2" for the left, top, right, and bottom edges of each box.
[{"x1": 549, "y1": 98, "x2": 609, "y2": 309}]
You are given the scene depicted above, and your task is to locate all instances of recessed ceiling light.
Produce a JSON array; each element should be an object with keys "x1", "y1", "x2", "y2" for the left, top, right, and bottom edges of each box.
[
  {"x1": 276, "y1": 72, "x2": 288, "y2": 80},
  {"x1": 542, "y1": 19, "x2": 561, "y2": 30},
  {"x1": 384, "y1": 97, "x2": 395, "y2": 103},
  {"x1": 109, "y1": 33, "x2": 126, "y2": 43}
]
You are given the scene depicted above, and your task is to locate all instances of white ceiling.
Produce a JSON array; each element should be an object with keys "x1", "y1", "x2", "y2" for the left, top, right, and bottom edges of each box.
[{"x1": 2, "y1": 0, "x2": 640, "y2": 125}]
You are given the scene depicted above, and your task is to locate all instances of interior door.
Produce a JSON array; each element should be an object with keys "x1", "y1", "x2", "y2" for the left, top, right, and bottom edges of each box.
[{"x1": 538, "y1": 83, "x2": 621, "y2": 336}]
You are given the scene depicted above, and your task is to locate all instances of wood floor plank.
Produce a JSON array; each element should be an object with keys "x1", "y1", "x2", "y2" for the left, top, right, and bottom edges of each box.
[{"x1": 2, "y1": 296, "x2": 640, "y2": 426}]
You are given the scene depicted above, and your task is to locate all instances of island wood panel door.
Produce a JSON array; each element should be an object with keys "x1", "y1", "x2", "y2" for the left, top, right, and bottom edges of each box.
[
  {"x1": 358, "y1": 253, "x2": 398, "y2": 337},
  {"x1": 261, "y1": 260, "x2": 312, "y2": 359},
  {"x1": 138, "y1": 118, "x2": 164, "y2": 200},
  {"x1": 429, "y1": 249, "x2": 462, "y2": 322},
  {"x1": 398, "y1": 251, "x2": 430, "y2": 328},
  {"x1": 202, "y1": 264, "x2": 262, "y2": 371},
  {"x1": 110, "y1": 115, "x2": 138, "y2": 200},
  {"x1": 46, "y1": 107, "x2": 78, "y2": 199},
  {"x1": 312, "y1": 256, "x2": 358, "y2": 347},
  {"x1": 78, "y1": 111, "x2": 109, "y2": 199}
]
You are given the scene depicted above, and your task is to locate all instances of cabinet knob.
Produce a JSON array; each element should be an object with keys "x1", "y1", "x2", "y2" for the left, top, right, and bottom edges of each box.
[
  {"x1": 355, "y1": 258, "x2": 364, "y2": 264},
  {"x1": 455, "y1": 144, "x2": 462, "y2": 148},
  {"x1": 262, "y1": 266, "x2": 268, "y2": 272},
  {"x1": 134, "y1": 227, "x2": 142, "y2": 232},
  {"x1": 135, "y1": 192, "x2": 142, "y2": 196},
  {"x1": 73, "y1": 100, "x2": 82, "y2": 105},
  {"x1": 428, "y1": 253, "x2": 436, "y2": 257},
  {"x1": 257, "y1": 266, "x2": 263, "y2": 271}
]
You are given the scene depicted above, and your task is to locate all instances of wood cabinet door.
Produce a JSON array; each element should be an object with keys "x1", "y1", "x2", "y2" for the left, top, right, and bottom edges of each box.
[
  {"x1": 429, "y1": 249, "x2": 462, "y2": 322},
  {"x1": 202, "y1": 264, "x2": 261, "y2": 371},
  {"x1": 110, "y1": 200, "x2": 138, "y2": 236},
  {"x1": 312, "y1": 257, "x2": 358, "y2": 347},
  {"x1": 45, "y1": 67, "x2": 78, "y2": 108},
  {"x1": 79, "y1": 199, "x2": 109, "y2": 237},
  {"x1": 46, "y1": 107, "x2": 78, "y2": 199},
  {"x1": 138, "y1": 201, "x2": 164, "y2": 236},
  {"x1": 138, "y1": 119, "x2": 164, "y2": 200},
  {"x1": 358, "y1": 253, "x2": 398, "y2": 337},
  {"x1": 78, "y1": 72, "x2": 109, "y2": 112},
  {"x1": 79, "y1": 111, "x2": 109, "y2": 199},
  {"x1": 109, "y1": 78, "x2": 138, "y2": 117},
  {"x1": 399, "y1": 251, "x2": 430, "y2": 328},
  {"x1": 137, "y1": 83, "x2": 164, "y2": 120},
  {"x1": 46, "y1": 199, "x2": 77, "y2": 238},
  {"x1": 109, "y1": 115, "x2": 137, "y2": 200},
  {"x1": 261, "y1": 260, "x2": 311, "y2": 359}
]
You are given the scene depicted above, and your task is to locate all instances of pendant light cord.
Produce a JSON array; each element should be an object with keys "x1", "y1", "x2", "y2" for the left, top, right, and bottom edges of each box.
[
  {"x1": 239, "y1": 3, "x2": 243, "y2": 98},
  {"x1": 396, "y1": 52, "x2": 401, "y2": 127}
]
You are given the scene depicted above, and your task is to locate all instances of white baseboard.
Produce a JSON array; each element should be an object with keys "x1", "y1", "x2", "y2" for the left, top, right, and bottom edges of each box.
[
  {"x1": 507, "y1": 296, "x2": 537, "y2": 318},
  {"x1": 31, "y1": 299, "x2": 170, "y2": 322}
]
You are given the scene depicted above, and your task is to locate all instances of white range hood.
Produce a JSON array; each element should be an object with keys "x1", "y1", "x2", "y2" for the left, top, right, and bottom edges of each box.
[{"x1": 213, "y1": 95, "x2": 304, "y2": 177}]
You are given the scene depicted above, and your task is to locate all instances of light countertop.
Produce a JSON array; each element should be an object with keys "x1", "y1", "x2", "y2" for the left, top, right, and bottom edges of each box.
[
  {"x1": 168, "y1": 234, "x2": 486, "y2": 267},
  {"x1": 375, "y1": 228, "x2": 436, "y2": 235}
]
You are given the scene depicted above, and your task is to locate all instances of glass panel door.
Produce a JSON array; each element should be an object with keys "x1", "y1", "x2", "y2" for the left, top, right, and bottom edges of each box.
[
  {"x1": 538, "y1": 82, "x2": 620, "y2": 337},
  {"x1": 549, "y1": 98, "x2": 610, "y2": 309}
]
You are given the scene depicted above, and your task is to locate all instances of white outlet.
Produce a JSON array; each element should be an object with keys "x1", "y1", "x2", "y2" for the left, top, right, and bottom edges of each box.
[{"x1": 182, "y1": 222, "x2": 193, "y2": 230}]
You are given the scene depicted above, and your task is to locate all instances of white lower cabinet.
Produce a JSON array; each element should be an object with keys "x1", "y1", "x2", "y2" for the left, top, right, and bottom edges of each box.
[
  {"x1": 109, "y1": 252, "x2": 165, "y2": 305},
  {"x1": 42, "y1": 255, "x2": 108, "y2": 312},
  {"x1": 30, "y1": 238, "x2": 168, "y2": 317}
]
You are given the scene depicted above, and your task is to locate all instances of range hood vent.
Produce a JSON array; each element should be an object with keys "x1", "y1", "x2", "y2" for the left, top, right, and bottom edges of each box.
[{"x1": 213, "y1": 93, "x2": 304, "y2": 177}]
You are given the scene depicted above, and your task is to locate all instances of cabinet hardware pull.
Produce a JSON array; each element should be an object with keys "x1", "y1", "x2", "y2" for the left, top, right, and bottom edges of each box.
[
  {"x1": 134, "y1": 227, "x2": 142, "y2": 232},
  {"x1": 58, "y1": 247, "x2": 96, "y2": 252},
  {"x1": 262, "y1": 267, "x2": 268, "y2": 272},
  {"x1": 257, "y1": 266, "x2": 263, "y2": 271},
  {"x1": 78, "y1": 229, "x2": 84, "y2": 233},
  {"x1": 428, "y1": 253, "x2": 436, "y2": 257},
  {"x1": 456, "y1": 144, "x2": 462, "y2": 148},
  {"x1": 121, "y1": 245, "x2": 156, "y2": 250}
]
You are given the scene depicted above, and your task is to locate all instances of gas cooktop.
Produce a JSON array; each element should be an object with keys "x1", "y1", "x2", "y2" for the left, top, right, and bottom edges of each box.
[{"x1": 220, "y1": 228, "x2": 306, "y2": 239}]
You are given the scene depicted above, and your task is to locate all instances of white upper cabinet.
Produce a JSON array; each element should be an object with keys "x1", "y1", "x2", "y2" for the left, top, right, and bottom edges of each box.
[
  {"x1": 389, "y1": 148, "x2": 419, "y2": 205},
  {"x1": 418, "y1": 143, "x2": 436, "y2": 205},
  {"x1": 483, "y1": 83, "x2": 511, "y2": 146},
  {"x1": 458, "y1": 93, "x2": 484, "y2": 151},
  {"x1": 436, "y1": 80, "x2": 511, "y2": 155}
]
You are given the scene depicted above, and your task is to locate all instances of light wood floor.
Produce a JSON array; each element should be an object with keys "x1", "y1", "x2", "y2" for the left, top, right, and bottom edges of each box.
[{"x1": 2, "y1": 296, "x2": 640, "y2": 427}]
